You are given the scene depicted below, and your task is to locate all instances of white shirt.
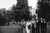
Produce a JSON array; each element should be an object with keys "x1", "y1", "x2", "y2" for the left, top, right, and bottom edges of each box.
[
  {"x1": 31, "y1": 20, "x2": 36, "y2": 28},
  {"x1": 26, "y1": 21, "x2": 32, "y2": 33}
]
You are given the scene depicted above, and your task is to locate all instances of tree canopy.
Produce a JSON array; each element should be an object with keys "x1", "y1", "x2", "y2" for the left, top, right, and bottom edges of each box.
[
  {"x1": 36, "y1": 0, "x2": 50, "y2": 21},
  {"x1": 12, "y1": 0, "x2": 31, "y2": 22}
]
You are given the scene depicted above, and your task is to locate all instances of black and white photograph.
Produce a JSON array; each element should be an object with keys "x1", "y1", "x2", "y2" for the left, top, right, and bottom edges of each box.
[{"x1": 0, "y1": 0, "x2": 50, "y2": 33}]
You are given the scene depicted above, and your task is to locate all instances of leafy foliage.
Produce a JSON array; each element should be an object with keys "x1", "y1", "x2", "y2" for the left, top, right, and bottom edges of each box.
[
  {"x1": 12, "y1": 0, "x2": 31, "y2": 22},
  {"x1": 36, "y1": 0, "x2": 50, "y2": 21},
  {"x1": 0, "y1": 9, "x2": 6, "y2": 25}
]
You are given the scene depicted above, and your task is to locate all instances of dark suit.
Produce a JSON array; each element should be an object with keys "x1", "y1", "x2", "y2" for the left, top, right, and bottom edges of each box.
[
  {"x1": 36, "y1": 20, "x2": 41, "y2": 33},
  {"x1": 32, "y1": 23, "x2": 35, "y2": 33},
  {"x1": 43, "y1": 21, "x2": 47, "y2": 33},
  {"x1": 41, "y1": 21, "x2": 44, "y2": 33}
]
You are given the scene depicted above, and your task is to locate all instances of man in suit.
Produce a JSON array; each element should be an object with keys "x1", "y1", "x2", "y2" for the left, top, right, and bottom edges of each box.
[
  {"x1": 43, "y1": 19, "x2": 47, "y2": 33},
  {"x1": 31, "y1": 18, "x2": 36, "y2": 33},
  {"x1": 41, "y1": 18, "x2": 44, "y2": 33},
  {"x1": 36, "y1": 19, "x2": 41, "y2": 33},
  {"x1": 36, "y1": 19, "x2": 39, "y2": 33},
  {"x1": 32, "y1": 21, "x2": 35, "y2": 33}
]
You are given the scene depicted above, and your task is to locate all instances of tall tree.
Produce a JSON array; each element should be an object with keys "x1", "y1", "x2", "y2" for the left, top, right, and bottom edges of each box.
[
  {"x1": 36, "y1": 0, "x2": 50, "y2": 21},
  {"x1": 12, "y1": 0, "x2": 31, "y2": 21},
  {"x1": 0, "y1": 9, "x2": 6, "y2": 26}
]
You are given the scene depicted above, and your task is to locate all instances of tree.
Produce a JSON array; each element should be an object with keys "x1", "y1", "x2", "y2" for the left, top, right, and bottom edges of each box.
[
  {"x1": 12, "y1": 0, "x2": 31, "y2": 22},
  {"x1": 36, "y1": 0, "x2": 50, "y2": 21},
  {"x1": 5, "y1": 10, "x2": 14, "y2": 22},
  {"x1": 0, "y1": 9, "x2": 6, "y2": 26}
]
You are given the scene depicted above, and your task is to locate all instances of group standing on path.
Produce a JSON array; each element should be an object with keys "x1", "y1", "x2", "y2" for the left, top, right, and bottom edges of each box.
[{"x1": 14, "y1": 18, "x2": 47, "y2": 33}]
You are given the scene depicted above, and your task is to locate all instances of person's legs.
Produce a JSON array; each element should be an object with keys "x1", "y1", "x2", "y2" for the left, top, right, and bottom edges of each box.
[
  {"x1": 34, "y1": 28, "x2": 36, "y2": 33},
  {"x1": 35, "y1": 28, "x2": 37, "y2": 33},
  {"x1": 36, "y1": 28, "x2": 38, "y2": 33},
  {"x1": 44, "y1": 28, "x2": 46, "y2": 33},
  {"x1": 36, "y1": 27, "x2": 40, "y2": 33},
  {"x1": 41, "y1": 27, "x2": 43, "y2": 33},
  {"x1": 32, "y1": 28, "x2": 35, "y2": 33},
  {"x1": 30, "y1": 29, "x2": 31, "y2": 33},
  {"x1": 45, "y1": 24, "x2": 47, "y2": 33},
  {"x1": 38, "y1": 27, "x2": 40, "y2": 33},
  {"x1": 44, "y1": 27, "x2": 47, "y2": 33},
  {"x1": 43, "y1": 27, "x2": 44, "y2": 33}
]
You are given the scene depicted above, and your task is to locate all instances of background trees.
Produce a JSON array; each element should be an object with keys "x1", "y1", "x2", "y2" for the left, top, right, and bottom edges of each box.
[
  {"x1": 0, "y1": 8, "x2": 14, "y2": 25},
  {"x1": 12, "y1": 0, "x2": 31, "y2": 22},
  {"x1": 0, "y1": 8, "x2": 6, "y2": 26},
  {"x1": 36, "y1": 0, "x2": 50, "y2": 21},
  {"x1": 5, "y1": 10, "x2": 14, "y2": 22}
]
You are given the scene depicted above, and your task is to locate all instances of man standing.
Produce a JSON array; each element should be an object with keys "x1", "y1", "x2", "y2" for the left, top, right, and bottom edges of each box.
[
  {"x1": 41, "y1": 18, "x2": 44, "y2": 33},
  {"x1": 32, "y1": 21, "x2": 35, "y2": 33},
  {"x1": 21, "y1": 19, "x2": 26, "y2": 33},
  {"x1": 36, "y1": 19, "x2": 39, "y2": 33},
  {"x1": 43, "y1": 19, "x2": 47, "y2": 33},
  {"x1": 36, "y1": 19, "x2": 41, "y2": 33},
  {"x1": 31, "y1": 18, "x2": 36, "y2": 33}
]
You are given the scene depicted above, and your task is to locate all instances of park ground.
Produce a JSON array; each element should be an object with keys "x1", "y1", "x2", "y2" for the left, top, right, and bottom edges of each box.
[{"x1": 0, "y1": 24, "x2": 50, "y2": 33}]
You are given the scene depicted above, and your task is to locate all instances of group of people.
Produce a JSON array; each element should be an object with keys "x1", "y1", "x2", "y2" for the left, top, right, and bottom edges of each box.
[
  {"x1": 5, "y1": 18, "x2": 47, "y2": 33},
  {"x1": 32, "y1": 18, "x2": 47, "y2": 33},
  {"x1": 19, "y1": 18, "x2": 47, "y2": 33},
  {"x1": 14, "y1": 18, "x2": 47, "y2": 33}
]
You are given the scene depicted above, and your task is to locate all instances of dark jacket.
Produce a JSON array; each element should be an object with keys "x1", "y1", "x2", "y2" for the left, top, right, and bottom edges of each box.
[{"x1": 32, "y1": 23, "x2": 35, "y2": 29}]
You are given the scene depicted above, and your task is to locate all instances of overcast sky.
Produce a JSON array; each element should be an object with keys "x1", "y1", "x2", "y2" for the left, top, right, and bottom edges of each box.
[{"x1": 0, "y1": 0, "x2": 38, "y2": 10}]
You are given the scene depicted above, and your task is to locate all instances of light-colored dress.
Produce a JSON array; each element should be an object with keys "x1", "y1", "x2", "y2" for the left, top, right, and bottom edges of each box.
[{"x1": 26, "y1": 21, "x2": 32, "y2": 33}]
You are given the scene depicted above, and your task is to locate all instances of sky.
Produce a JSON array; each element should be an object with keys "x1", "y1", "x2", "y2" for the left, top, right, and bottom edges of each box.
[
  {"x1": 28, "y1": 0, "x2": 38, "y2": 9},
  {"x1": 0, "y1": 0, "x2": 38, "y2": 10},
  {"x1": 0, "y1": 0, "x2": 17, "y2": 10}
]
